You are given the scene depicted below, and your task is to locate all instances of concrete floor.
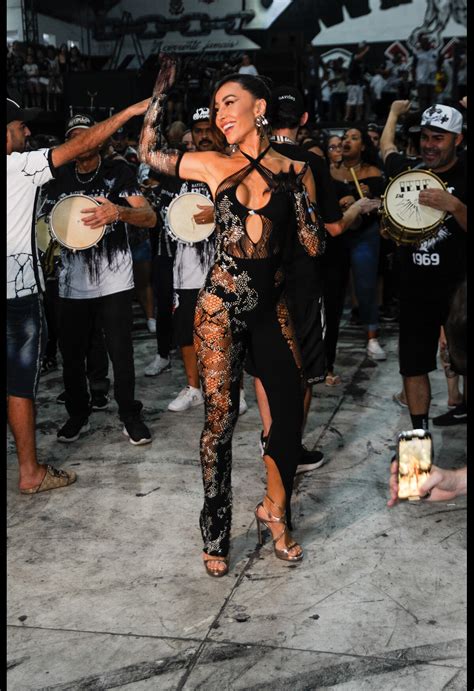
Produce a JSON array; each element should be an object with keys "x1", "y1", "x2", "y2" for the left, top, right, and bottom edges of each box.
[{"x1": 7, "y1": 309, "x2": 466, "y2": 690}]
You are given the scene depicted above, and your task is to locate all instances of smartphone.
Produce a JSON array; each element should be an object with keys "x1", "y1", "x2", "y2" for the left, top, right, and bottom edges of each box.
[{"x1": 397, "y1": 429, "x2": 433, "y2": 501}]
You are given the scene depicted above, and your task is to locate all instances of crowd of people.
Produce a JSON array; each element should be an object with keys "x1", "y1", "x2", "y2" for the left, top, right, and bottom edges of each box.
[
  {"x1": 7, "y1": 42, "x2": 467, "y2": 577},
  {"x1": 9, "y1": 34, "x2": 467, "y2": 128},
  {"x1": 7, "y1": 40, "x2": 95, "y2": 111}
]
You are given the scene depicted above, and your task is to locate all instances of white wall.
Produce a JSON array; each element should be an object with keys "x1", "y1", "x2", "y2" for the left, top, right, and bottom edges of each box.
[{"x1": 312, "y1": 0, "x2": 466, "y2": 45}]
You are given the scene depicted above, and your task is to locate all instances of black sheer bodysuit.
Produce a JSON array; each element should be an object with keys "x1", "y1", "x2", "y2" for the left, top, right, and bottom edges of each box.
[
  {"x1": 139, "y1": 103, "x2": 325, "y2": 556},
  {"x1": 191, "y1": 146, "x2": 325, "y2": 556}
]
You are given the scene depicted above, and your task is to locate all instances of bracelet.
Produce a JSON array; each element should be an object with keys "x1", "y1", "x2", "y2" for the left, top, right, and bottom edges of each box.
[{"x1": 113, "y1": 205, "x2": 120, "y2": 223}]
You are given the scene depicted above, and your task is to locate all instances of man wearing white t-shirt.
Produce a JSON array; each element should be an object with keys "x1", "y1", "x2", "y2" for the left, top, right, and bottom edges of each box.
[
  {"x1": 238, "y1": 54, "x2": 258, "y2": 76},
  {"x1": 41, "y1": 114, "x2": 156, "y2": 446},
  {"x1": 413, "y1": 34, "x2": 439, "y2": 112},
  {"x1": 7, "y1": 95, "x2": 151, "y2": 494}
]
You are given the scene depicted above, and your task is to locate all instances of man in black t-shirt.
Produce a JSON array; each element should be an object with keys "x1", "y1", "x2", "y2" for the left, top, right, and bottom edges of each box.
[
  {"x1": 251, "y1": 85, "x2": 378, "y2": 473},
  {"x1": 380, "y1": 101, "x2": 467, "y2": 431},
  {"x1": 250, "y1": 86, "x2": 344, "y2": 474}
]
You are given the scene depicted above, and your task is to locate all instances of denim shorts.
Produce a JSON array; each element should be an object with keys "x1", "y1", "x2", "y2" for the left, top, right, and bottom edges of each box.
[
  {"x1": 7, "y1": 294, "x2": 47, "y2": 399},
  {"x1": 131, "y1": 238, "x2": 152, "y2": 263}
]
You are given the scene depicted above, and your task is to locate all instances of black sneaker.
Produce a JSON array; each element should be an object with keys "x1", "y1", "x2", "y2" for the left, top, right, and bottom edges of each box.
[
  {"x1": 296, "y1": 446, "x2": 325, "y2": 475},
  {"x1": 380, "y1": 306, "x2": 399, "y2": 322},
  {"x1": 91, "y1": 393, "x2": 110, "y2": 410},
  {"x1": 41, "y1": 356, "x2": 57, "y2": 374},
  {"x1": 259, "y1": 431, "x2": 268, "y2": 457},
  {"x1": 57, "y1": 416, "x2": 90, "y2": 443},
  {"x1": 122, "y1": 417, "x2": 152, "y2": 446},
  {"x1": 432, "y1": 403, "x2": 467, "y2": 427},
  {"x1": 56, "y1": 391, "x2": 66, "y2": 405}
]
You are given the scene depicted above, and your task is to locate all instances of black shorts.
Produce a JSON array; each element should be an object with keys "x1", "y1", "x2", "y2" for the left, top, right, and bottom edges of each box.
[
  {"x1": 399, "y1": 296, "x2": 450, "y2": 377},
  {"x1": 245, "y1": 295, "x2": 326, "y2": 386},
  {"x1": 172, "y1": 289, "x2": 199, "y2": 347}
]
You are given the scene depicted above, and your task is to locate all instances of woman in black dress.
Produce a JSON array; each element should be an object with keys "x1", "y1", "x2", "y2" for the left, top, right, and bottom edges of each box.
[{"x1": 139, "y1": 58, "x2": 325, "y2": 577}]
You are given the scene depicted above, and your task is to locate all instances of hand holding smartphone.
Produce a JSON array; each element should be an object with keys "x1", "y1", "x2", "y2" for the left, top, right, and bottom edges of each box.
[{"x1": 397, "y1": 430, "x2": 433, "y2": 501}]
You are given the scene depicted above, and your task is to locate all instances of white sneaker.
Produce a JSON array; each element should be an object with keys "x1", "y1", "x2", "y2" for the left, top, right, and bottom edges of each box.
[
  {"x1": 168, "y1": 385, "x2": 203, "y2": 412},
  {"x1": 367, "y1": 338, "x2": 387, "y2": 361},
  {"x1": 239, "y1": 390, "x2": 248, "y2": 415},
  {"x1": 147, "y1": 318, "x2": 157, "y2": 334},
  {"x1": 144, "y1": 355, "x2": 171, "y2": 377}
]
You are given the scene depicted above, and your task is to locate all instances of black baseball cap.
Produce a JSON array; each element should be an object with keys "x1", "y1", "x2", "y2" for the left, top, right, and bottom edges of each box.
[
  {"x1": 190, "y1": 107, "x2": 211, "y2": 128},
  {"x1": 65, "y1": 113, "x2": 96, "y2": 137},
  {"x1": 7, "y1": 97, "x2": 42, "y2": 124},
  {"x1": 270, "y1": 86, "x2": 305, "y2": 119}
]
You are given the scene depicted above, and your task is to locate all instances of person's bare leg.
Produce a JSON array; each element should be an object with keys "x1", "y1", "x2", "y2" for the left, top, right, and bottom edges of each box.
[
  {"x1": 259, "y1": 455, "x2": 302, "y2": 557},
  {"x1": 403, "y1": 374, "x2": 431, "y2": 415},
  {"x1": 446, "y1": 374, "x2": 463, "y2": 407},
  {"x1": 8, "y1": 396, "x2": 46, "y2": 491},
  {"x1": 181, "y1": 345, "x2": 200, "y2": 388},
  {"x1": 303, "y1": 384, "x2": 312, "y2": 431},
  {"x1": 254, "y1": 377, "x2": 273, "y2": 437}
]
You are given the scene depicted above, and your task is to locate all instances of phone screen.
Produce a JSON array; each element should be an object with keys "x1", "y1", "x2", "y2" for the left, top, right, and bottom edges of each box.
[{"x1": 397, "y1": 431, "x2": 433, "y2": 500}]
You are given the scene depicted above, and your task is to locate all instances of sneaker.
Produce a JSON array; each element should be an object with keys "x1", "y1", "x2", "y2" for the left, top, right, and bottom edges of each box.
[
  {"x1": 91, "y1": 392, "x2": 110, "y2": 410},
  {"x1": 239, "y1": 390, "x2": 248, "y2": 416},
  {"x1": 296, "y1": 446, "x2": 325, "y2": 475},
  {"x1": 41, "y1": 356, "x2": 57, "y2": 374},
  {"x1": 432, "y1": 403, "x2": 467, "y2": 427},
  {"x1": 147, "y1": 318, "x2": 157, "y2": 334},
  {"x1": 168, "y1": 386, "x2": 203, "y2": 412},
  {"x1": 57, "y1": 416, "x2": 90, "y2": 443},
  {"x1": 56, "y1": 391, "x2": 66, "y2": 404},
  {"x1": 367, "y1": 338, "x2": 387, "y2": 361},
  {"x1": 144, "y1": 355, "x2": 171, "y2": 377},
  {"x1": 259, "y1": 431, "x2": 268, "y2": 457},
  {"x1": 380, "y1": 306, "x2": 399, "y2": 322},
  {"x1": 122, "y1": 417, "x2": 152, "y2": 445},
  {"x1": 392, "y1": 391, "x2": 408, "y2": 408}
]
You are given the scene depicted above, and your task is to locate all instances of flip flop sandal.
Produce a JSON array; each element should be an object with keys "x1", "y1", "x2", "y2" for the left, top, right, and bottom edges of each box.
[
  {"x1": 325, "y1": 374, "x2": 341, "y2": 386},
  {"x1": 20, "y1": 464, "x2": 77, "y2": 494}
]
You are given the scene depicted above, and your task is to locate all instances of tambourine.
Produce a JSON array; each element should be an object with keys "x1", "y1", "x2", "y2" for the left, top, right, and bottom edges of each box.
[
  {"x1": 35, "y1": 214, "x2": 60, "y2": 257},
  {"x1": 49, "y1": 194, "x2": 106, "y2": 251},
  {"x1": 166, "y1": 192, "x2": 214, "y2": 245},
  {"x1": 380, "y1": 169, "x2": 447, "y2": 245}
]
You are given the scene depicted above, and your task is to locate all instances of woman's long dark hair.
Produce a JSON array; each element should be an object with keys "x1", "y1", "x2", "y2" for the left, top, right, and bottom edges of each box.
[
  {"x1": 343, "y1": 126, "x2": 381, "y2": 168},
  {"x1": 209, "y1": 73, "x2": 272, "y2": 148}
]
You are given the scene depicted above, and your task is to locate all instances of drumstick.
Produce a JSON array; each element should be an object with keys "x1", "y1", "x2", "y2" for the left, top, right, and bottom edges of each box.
[{"x1": 349, "y1": 167, "x2": 364, "y2": 199}]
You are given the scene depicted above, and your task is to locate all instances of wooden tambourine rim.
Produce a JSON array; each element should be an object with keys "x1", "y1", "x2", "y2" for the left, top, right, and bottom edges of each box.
[
  {"x1": 381, "y1": 168, "x2": 447, "y2": 235},
  {"x1": 36, "y1": 214, "x2": 61, "y2": 257},
  {"x1": 50, "y1": 194, "x2": 106, "y2": 251},
  {"x1": 166, "y1": 192, "x2": 215, "y2": 246}
]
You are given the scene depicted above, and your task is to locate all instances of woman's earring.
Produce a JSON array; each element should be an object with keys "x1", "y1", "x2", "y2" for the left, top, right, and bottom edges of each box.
[{"x1": 255, "y1": 114, "x2": 269, "y2": 139}]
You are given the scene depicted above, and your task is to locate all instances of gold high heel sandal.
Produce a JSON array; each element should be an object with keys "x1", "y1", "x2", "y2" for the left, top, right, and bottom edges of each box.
[
  {"x1": 254, "y1": 495, "x2": 304, "y2": 562},
  {"x1": 202, "y1": 553, "x2": 229, "y2": 577}
]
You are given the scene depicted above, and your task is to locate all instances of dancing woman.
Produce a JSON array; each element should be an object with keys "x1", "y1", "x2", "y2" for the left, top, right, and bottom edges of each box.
[{"x1": 139, "y1": 58, "x2": 325, "y2": 577}]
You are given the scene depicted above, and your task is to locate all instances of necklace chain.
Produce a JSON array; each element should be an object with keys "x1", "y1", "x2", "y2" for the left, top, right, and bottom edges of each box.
[{"x1": 75, "y1": 156, "x2": 102, "y2": 184}]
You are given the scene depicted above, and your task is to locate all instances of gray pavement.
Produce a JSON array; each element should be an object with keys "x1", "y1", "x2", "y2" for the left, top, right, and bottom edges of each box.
[{"x1": 7, "y1": 309, "x2": 466, "y2": 690}]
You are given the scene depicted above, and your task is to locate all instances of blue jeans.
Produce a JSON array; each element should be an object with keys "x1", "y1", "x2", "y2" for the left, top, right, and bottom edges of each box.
[
  {"x1": 344, "y1": 220, "x2": 380, "y2": 332},
  {"x1": 7, "y1": 294, "x2": 47, "y2": 399}
]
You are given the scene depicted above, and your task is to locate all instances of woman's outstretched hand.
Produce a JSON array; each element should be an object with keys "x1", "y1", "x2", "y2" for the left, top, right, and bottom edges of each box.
[{"x1": 153, "y1": 54, "x2": 177, "y2": 96}]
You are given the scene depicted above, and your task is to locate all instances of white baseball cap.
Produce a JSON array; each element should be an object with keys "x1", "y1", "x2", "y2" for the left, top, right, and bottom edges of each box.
[{"x1": 421, "y1": 104, "x2": 463, "y2": 134}]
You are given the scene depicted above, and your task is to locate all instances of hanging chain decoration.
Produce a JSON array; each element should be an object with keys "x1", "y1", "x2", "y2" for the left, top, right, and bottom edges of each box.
[{"x1": 93, "y1": 11, "x2": 256, "y2": 40}]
